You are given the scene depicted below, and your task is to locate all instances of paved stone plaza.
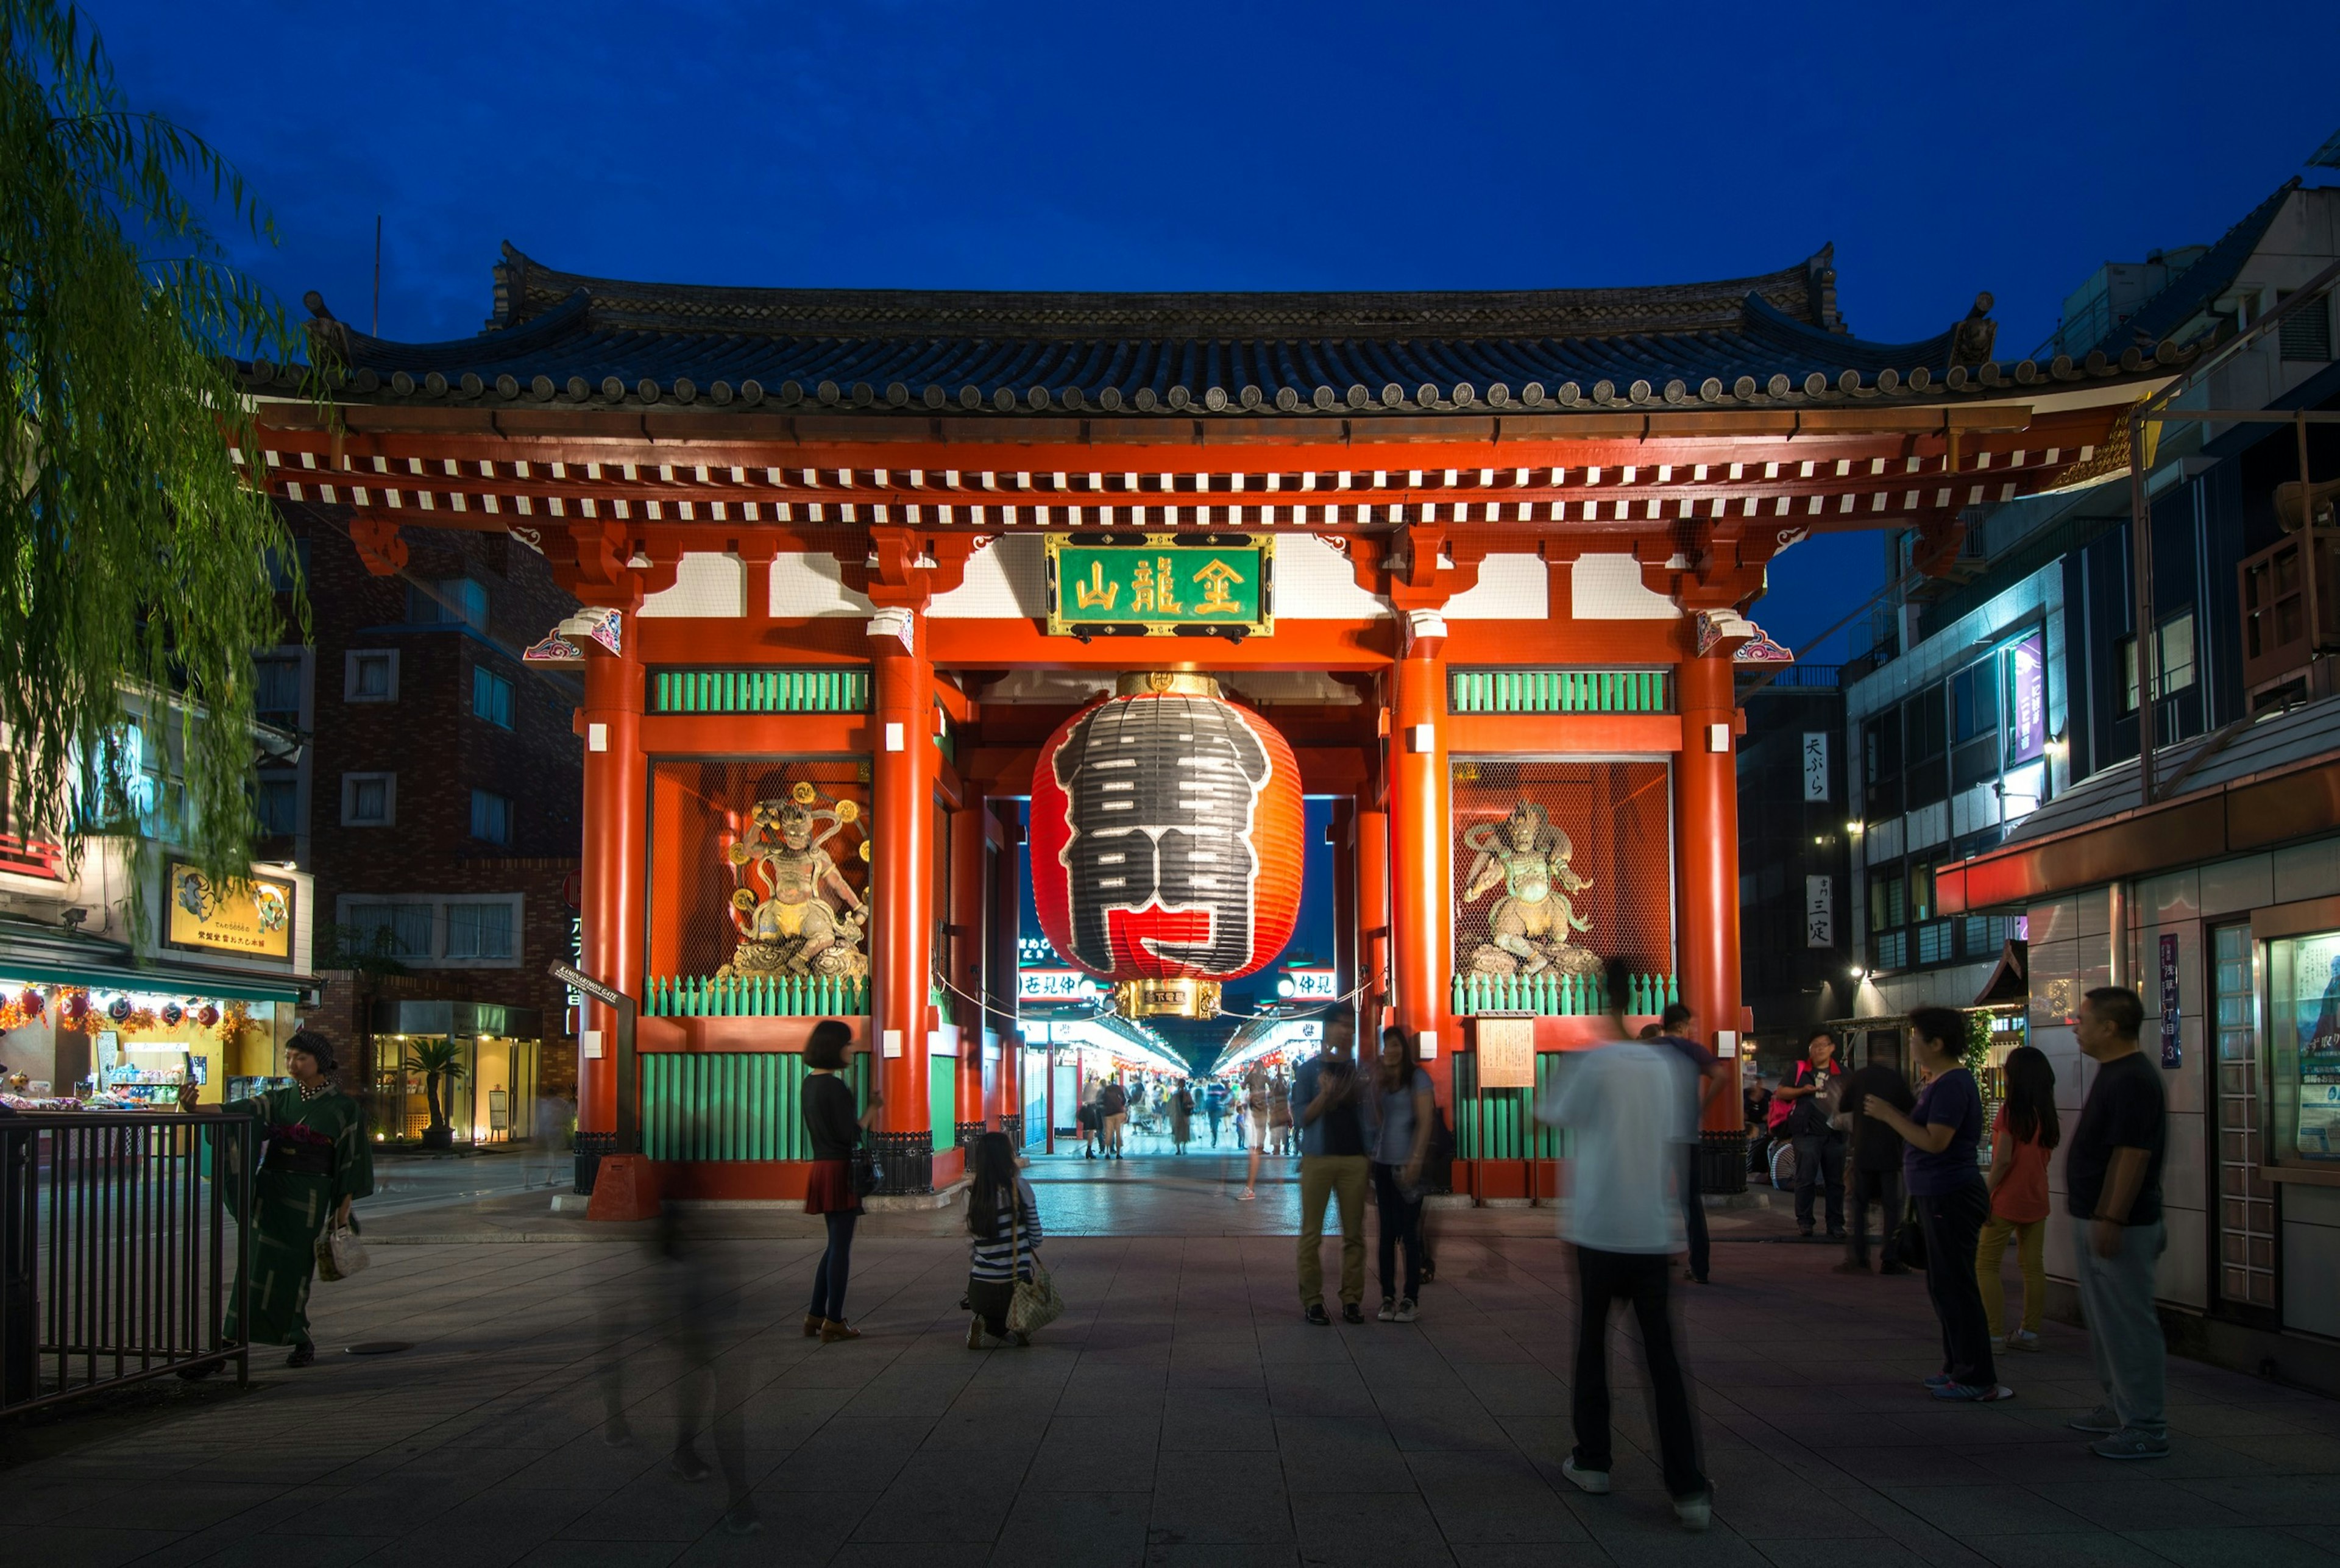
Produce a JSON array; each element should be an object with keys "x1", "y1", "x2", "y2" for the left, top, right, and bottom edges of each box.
[{"x1": 7, "y1": 1151, "x2": 2340, "y2": 1567}]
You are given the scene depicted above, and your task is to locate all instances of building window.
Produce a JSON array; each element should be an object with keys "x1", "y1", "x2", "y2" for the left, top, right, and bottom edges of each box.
[
  {"x1": 470, "y1": 789, "x2": 512, "y2": 845},
  {"x1": 2159, "y1": 610, "x2": 2197, "y2": 694},
  {"x1": 264, "y1": 540, "x2": 310, "y2": 593},
  {"x1": 1868, "y1": 870, "x2": 1906, "y2": 932},
  {"x1": 445, "y1": 900, "x2": 516, "y2": 960},
  {"x1": 345, "y1": 650, "x2": 399, "y2": 703},
  {"x1": 410, "y1": 577, "x2": 489, "y2": 633},
  {"x1": 1873, "y1": 930, "x2": 1907, "y2": 970},
  {"x1": 2278, "y1": 291, "x2": 2333, "y2": 362},
  {"x1": 1904, "y1": 685, "x2": 1949, "y2": 810},
  {"x1": 255, "y1": 775, "x2": 299, "y2": 837},
  {"x1": 342, "y1": 772, "x2": 395, "y2": 826},
  {"x1": 472, "y1": 666, "x2": 516, "y2": 729},
  {"x1": 1862, "y1": 713, "x2": 1904, "y2": 818},
  {"x1": 1916, "y1": 919, "x2": 1954, "y2": 965},
  {"x1": 346, "y1": 901, "x2": 434, "y2": 960},
  {"x1": 254, "y1": 655, "x2": 303, "y2": 721}
]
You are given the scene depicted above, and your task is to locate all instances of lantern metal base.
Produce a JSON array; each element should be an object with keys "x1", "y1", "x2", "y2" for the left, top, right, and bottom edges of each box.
[{"x1": 1115, "y1": 977, "x2": 1222, "y2": 1020}]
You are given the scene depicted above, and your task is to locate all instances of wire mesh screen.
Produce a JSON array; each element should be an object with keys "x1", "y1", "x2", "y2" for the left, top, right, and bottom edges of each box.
[
  {"x1": 648, "y1": 761, "x2": 872, "y2": 1010},
  {"x1": 1450, "y1": 759, "x2": 1673, "y2": 1015}
]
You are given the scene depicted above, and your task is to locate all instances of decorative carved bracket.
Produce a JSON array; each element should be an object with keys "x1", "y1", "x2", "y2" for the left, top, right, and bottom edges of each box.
[
  {"x1": 347, "y1": 517, "x2": 409, "y2": 577},
  {"x1": 848, "y1": 525, "x2": 982, "y2": 610},
  {"x1": 546, "y1": 522, "x2": 643, "y2": 609}
]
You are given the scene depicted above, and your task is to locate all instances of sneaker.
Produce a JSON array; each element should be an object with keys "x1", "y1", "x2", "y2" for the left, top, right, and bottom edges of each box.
[
  {"x1": 1931, "y1": 1382, "x2": 2016, "y2": 1402},
  {"x1": 966, "y1": 1316, "x2": 989, "y2": 1350},
  {"x1": 1923, "y1": 1372, "x2": 1957, "y2": 1389},
  {"x1": 1560, "y1": 1456, "x2": 1611, "y2": 1494},
  {"x1": 1673, "y1": 1492, "x2": 1713, "y2": 1531},
  {"x1": 2003, "y1": 1330, "x2": 2043, "y2": 1353},
  {"x1": 1341, "y1": 1302, "x2": 1366, "y2": 1325},
  {"x1": 723, "y1": 1507, "x2": 762, "y2": 1536},
  {"x1": 1797, "y1": 1226, "x2": 1815, "y2": 1238},
  {"x1": 1377, "y1": 1297, "x2": 1397, "y2": 1322},
  {"x1": 1303, "y1": 1303, "x2": 1331, "y2": 1327},
  {"x1": 1394, "y1": 1299, "x2": 1417, "y2": 1323},
  {"x1": 1238, "y1": 1188, "x2": 1257, "y2": 1201},
  {"x1": 2068, "y1": 1404, "x2": 2122, "y2": 1435},
  {"x1": 671, "y1": 1447, "x2": 711, "y2": 1481},
  {"x1": 2090, "y1": 1427, "x2": 2170, "y2": 1460}
]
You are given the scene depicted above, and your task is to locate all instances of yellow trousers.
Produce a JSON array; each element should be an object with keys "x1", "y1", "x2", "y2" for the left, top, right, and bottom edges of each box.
[
  {"x1": 1976, "y1": 1216, "x2": 2046, "y2": 1336},
  {"x1": 1297, "y1": 1155, "x2": 1369, "y2": 1307}
]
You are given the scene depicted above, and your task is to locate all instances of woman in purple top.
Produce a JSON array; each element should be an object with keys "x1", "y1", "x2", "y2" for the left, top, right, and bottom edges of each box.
[{"x1": 1862, "y1": 1006, "x2": 2009, "y2": 1403}]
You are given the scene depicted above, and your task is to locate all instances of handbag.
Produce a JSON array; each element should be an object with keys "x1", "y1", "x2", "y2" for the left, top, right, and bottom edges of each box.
[
  {"x1": 1005, "y1": 1194, "x2": 1063, "y2": 1335},
  {"x1": 851, "y1": 1134, "x2": 884, "y2": 1199},
  {"x1": 1894, "y1": 1200, "x2": 1928, "y2": 1270},
  {"x1": 314, "y1": 1217, "x2": 369, "y2": 1282}
]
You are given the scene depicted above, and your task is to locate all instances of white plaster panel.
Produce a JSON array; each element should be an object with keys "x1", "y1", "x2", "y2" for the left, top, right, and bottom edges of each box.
[
  {"x1": 2200, "y1": 853, "x2": 2274, "y2": 918},
  {"x1": 929, "y1": 536, "x2": 1044, "y2": 619},
  {"x1": 769, "y1": 553, "x2": 875, "y2": 618},
  {"x1": 2138, "y1": 869, "x2": 2201, "y2": 929},
  {"x1": 2286, "y1": 1180, "x2": 2340, "y2": 1228},
  {"x1": 1280, "y1": 535, "x2": 1391, "y2": 619},
  {"x1": 1572, "y1": 553, "x2": 1678, "y2": 619},
  {"x1": 2274, "y1": 837, "x2": 2340, "y2": 904},
  {"x1": 2158, "y1": 1204, "x2": 2209, "y2": 1310},
  {"x1": 1906, "y1": 801, "x2": 1948, "y2": 853},
  {"x1": 639, "y1": 552, "x2": 745, "y2": 618},
  {"x1": 2163, "y1": 1109, "x2": 2207, "y2": 1215},
  {"x1": 1867, "y1": 817, "x2": 1903, "y2": 863},
  {"x1": 1444, "y1": 554, "x2": 1549, "y2": 620},
  {"x1": 2045, "y1": 1210, "x2": 2079, "y2": 1284}
]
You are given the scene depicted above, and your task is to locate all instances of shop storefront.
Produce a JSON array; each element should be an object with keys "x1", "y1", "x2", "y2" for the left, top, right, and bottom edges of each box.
[{"x1": 367, "y1": 999, "x2": 544, "y2": 1149}]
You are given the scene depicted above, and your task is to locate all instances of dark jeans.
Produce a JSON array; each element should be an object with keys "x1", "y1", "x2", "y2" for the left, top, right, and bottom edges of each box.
[
  {"x1": 1848, "y1": 1166, "x2": 1902, "y2": 1265},
  {"x1": 1916, "y1": 1182, "x2": 1996, "y2": 1389},
  {"x1": 968, "y1": 1277, "x2": 1015, "y2": 1338},
  {"x1": 1572, "y1": 1247, "x2": 1707, "y2": 1500},
  {"x1": 1370, "y1": 1160, "x2": 1424, "y2": 1302},
  {"x1": 1682, "y1": 1146, "x2": 1709, "y2": 1282},
  {"x1": 809, "y1": 1211, "x2": 857, "y2": 1321},
  {"x1": 1793, "y1": 1131, "x2": 1846, "y2": 1232}
]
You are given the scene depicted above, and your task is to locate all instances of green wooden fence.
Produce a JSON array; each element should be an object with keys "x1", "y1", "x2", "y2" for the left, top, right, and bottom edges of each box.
[
  {"x1": 645, "y1": 974, "x2": 870, "y2": 1017},
  {"x1": 1448, "y1": 1051, "x2": 1573, "y2": 1162},
  {"x1": 1451, "y1": 970, "x2": 1676, "y2": 1017},
  {"x1": 640, "y1": 1053, "x2": 867, "y2": 1162},
  {"x1": 651, "y1": 667, "x2": 871, "y2": 714},
  {"x1": 1448, "y1": 669, "x2": 1670, "y2": 715}
]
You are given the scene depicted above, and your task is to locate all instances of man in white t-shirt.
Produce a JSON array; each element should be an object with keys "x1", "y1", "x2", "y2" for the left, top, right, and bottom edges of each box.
[{"x1": 1536, "y1": 955, "x2": 1712, "y2": 1531}]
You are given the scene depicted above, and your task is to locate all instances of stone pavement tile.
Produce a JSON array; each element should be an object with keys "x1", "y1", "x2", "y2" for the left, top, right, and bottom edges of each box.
[
  {"x1": 562, "y1": 1467, "x2": 760, "y2": 1541},
  {"x1": 55, "y1": 1480, "x2": 286, "y2": 1533},
  {"x1": 196, "y1": 1534, "x2": 396, "y2": 1567},
  {"x1": 702, "y1": 1486, "x2": 876, "y2": 1561},
  {"x1": 920, "y1": 1407, "x2": 1052, "y2": 1459},
  {"x1": 853, "y1": 1448, "x2": 1030, "y2": 1542},
  {"x1": 1379, "y1": 1392, "x2": 1519, "y2": 1452},
  {"x1": 2, "y1": 1527, "x2": 183, "y2": 1568},
  {"x1": 2175, "y1": 1473, "x2": 2340, "y2": 1522},
  {"x1": 2212, "y1": 1432, "x2": 2340, "y2": 1471},
  {"x1": 1288, "y1": 1489, "x2": 1459, "y2": 1568},
  {"x1": 1419, "y1": 1547, "x2": 1618, "y2": 1568},
  {"x1": 1140, "y1": 1546, "x2": 1304, "y2": 1568},
  {"x1": 1804, "y1": 1442, "x2": 1998, "y2": 1488},
  {"x1": 1957, "y1": 1435, "x2": 2269, "y2": 1484},
  {"x1": 352, "y1": 1488, "x2": 608, "y2": 1568},
  {"x1": 1159, "y1": 1386, "x2": 1276, "y2": 1452},
  {"x1": 1895, "y1": 1483, "x2": 2097, "y2": 1536},
  {"x1": 1711, "y1": 1482, "x2": 1895, "y2": 1541},
  {"x1": 1406, "y1": 1448, "x2": 1588, "y2": 1544},
  {"x1": 1262, "y1": 1363, "x2": 1378, "y2": 1421},
  {"x1": 1274, "y1": 1414, "x2": 1414, "y2": 1492},
  {"x1": 1747, "y1": 1538, "x2": 1951, "y2": 1568},
  {"x1": 1961, "y1": 1532, "x2": 2182, "y2": 1568},
  {"x1": 1150, "y1": 1450, "x2": 1292, "y2": 1545},
  {"x1": 757, "y1": 1419, "x2": 921, "y2": 1491},
  {"x1": 2121, "y1": 1526, "x2": 2340, "y2": 1568},
  {"x1": 829, "y1": 1542, "x2": 993, "y2": 1568},
  {"x1": 989, "y1": 1489, "x2": 1151, "y2": 1567},
  {"x1": 511, "y1": 1544, "x2": 684, "y2": 1568},
  {"x1": 2022, "y1": 1477, "x2": 2255, "y2": 1532},
  {"x1": 1027, "y1": 1414, "x2": 1163, "y2": 1492},
  {"x1": 1167, "y1": 1346, "x2": 1267, "y2": 1391},
  {"x1": 1448, "y1": 1358, "x2": 1568, "y2": 1417}
]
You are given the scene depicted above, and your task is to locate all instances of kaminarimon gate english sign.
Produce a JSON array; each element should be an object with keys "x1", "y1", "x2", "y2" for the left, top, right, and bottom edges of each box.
[{"x1": 1044, "y1": 534, "x2": 1272, "y2": 637}]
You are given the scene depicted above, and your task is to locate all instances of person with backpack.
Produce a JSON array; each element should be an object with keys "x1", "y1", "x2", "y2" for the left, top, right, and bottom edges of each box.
[
  {"x1": 963, "y1": 1132, "x2": 1043, "y2": 1349},
  {"x1": 1368, "y1": 1024, "x2": 1436, "y2": 1322},
  {"x1": 1100, "y1": 1076, "x2": 1129, "y2": 1159},
  {"x1": 1836, "y1": 1052, "x2": 1916, "y2": 1275},
  {"x1": 1776, "y1": 1028, "x2": 1848, "y2": 1238},
  {"x1": 1979, "y1": 1044, "x2": 2057, "y2": 1352}
]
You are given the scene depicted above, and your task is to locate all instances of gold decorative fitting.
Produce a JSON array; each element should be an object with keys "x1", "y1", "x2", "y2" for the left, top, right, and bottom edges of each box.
[
  {"x1": 789, "y1": 781, "x2": 817, "y2": 804},
  {"x1": 859, "y1": 840, "x2": 871, "y2": 862},
  {"x1": 725, "y1": 843, "x2": 751, "y2": 865},
  {"x1": 1115, "y1": 976, "x2": 1222, "y2": 1020},
  {"x1": 833, "y1": 798, "x2": 859, "y2": 823},
  {"x1": 730, "y1": 889, "x2": 757, "y2": 911},
  {"x1": 1115, "y1": 671, "x2": 1221, "y2": 699}
]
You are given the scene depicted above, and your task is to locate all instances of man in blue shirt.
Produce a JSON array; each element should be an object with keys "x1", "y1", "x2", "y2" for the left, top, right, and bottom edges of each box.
[{"x1": 1292, "y1": 1013, "x2": 1370, "y2": 1324}]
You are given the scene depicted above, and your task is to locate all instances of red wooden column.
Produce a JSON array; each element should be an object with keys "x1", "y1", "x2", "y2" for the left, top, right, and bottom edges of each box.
[
  {"x1": 1328, "y1": 800, "x2": 1358, "y2": 1004},
  {"x1": 1676, "y1": 647, "x2": 1746, "y2": 1140},
  {"x1": 989, "y1": 804, "x2": 1024, "y2": 1137},
  {"x1": 576, "y1": 627, "x2": 645, "y2": 1141},
  {"x1": 1389, "y1": 615, "x2": 1452, "y2": 1074},
  {"x1": 950, "y1": 798, "x2": 988, "y2": 1137},
  {"x1": 868, "y1": 608, "x2": 936, "y2": 1183},
  {"x1": 1356, "y1": 798, "x2": 1391, "y2": 1032}
]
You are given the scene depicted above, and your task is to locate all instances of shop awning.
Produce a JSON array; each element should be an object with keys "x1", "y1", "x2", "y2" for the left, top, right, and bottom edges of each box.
[{"x1": 0, "y1": 932, "x2": 312, "y2": 1004}]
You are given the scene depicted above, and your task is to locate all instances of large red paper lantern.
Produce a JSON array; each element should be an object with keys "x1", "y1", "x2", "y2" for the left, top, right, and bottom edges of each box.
[{"x1": 1030, "y1": 673, "x2": 1303, "y2": 996}]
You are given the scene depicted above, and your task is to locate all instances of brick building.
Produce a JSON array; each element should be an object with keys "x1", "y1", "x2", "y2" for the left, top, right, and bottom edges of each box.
[{"x1": 258, "y1": 506, "x2": 583, "y2": 1146}]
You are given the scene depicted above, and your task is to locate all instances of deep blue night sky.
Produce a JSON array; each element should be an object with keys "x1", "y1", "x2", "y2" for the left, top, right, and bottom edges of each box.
[{"x1": 82, "y1": 0, "x2": 2337, "y2": 657}]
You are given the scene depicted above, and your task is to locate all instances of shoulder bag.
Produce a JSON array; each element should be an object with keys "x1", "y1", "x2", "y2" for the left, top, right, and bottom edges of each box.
[
  {"x1": 852, "y1": 1133, "x2": 884, "y2": 1198},
  {"x1": 1005, "y1": 1194, "x2": 1063, "y2": 1335}
]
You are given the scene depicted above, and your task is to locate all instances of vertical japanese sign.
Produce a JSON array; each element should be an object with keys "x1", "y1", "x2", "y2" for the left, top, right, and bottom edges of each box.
[
  {"x1": 2159, "y1": 932, "x2": 2183, "y2": 1068},
  {"x1": 2005, "y1": 632, "x2": 2046, "y2": 765},
  {"x1": 1806, "y1": 876, "x2": 1834, "y2": 948},
  {"x1": 1801, "y1": 732, "x2": 1829, "y2": 801}
]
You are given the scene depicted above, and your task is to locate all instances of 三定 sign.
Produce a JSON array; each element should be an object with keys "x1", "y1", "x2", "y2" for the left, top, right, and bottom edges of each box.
[
  {"x1": 1044, "y1": 534, "x2": 1274, "y2": 637},
  {"x1": 1802, "y1": 733, "x2": 1830, "y2": 802},
  {"x1": 1805, "y1": 876, "x2": 1834, "y2": 948},
  {"x1": 165, "y1": 864, "x2": 294, "y2": 960},
  {"x1": 1476, "y1": 1016, "x2": 1536, "y2": 1088}
]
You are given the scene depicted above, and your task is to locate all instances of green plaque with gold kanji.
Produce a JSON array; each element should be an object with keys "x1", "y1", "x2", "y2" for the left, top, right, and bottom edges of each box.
[{"x1": 1043, "y1": 534, "x2": 1275, "y2": 637}]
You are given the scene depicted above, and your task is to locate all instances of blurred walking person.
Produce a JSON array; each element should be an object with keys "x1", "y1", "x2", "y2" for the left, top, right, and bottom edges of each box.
[
  {"x1": 1864, "y1": 1007, "x2": 2008, "y2": 1402},
  {"x1": 1537, "y1": 957, "x2": 1711, "y2": 1530},
  {"x1": 2065, "y1": 988, "x2": 2171, "y2": 1459},
  {"x1": 1979, "y1": 1044, "x2": 2056, "y2": 1350},
  {"x1": 964, "y1": 1132, "x2": 1044, "y2": 1348},
  {"x1": 1650, "y1": 1002, "x2": 1721, "y2": 1284},
  {"x1": 1239, "y1": 1062, "x2": 1269, "y2": 1199},
  {"x1": 1170, "y1": 1079, "x2": 1193, "y2": 1154},
  {"x1": 1101, "y1": 1076, "x2": 1129, "y2": 1158},
  {"x1": 1370, "y1": 1024, "x2": 1434, "y2": 1322},
  {"x1": 801, "y1": 1019, "x2": 879, "y2": 1342},
  {"x1": 1836, "y1": 1051, "x2": 1915, "y2": 1275},
  {"x1": 1293, "y1": 1015, "x2": 1370, "y2": 1325}
]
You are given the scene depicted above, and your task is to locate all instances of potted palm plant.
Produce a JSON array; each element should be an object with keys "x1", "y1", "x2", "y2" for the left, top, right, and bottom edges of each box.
[{"x1": 403, "y1": 1038, "x2": 468, "y2": 1151}]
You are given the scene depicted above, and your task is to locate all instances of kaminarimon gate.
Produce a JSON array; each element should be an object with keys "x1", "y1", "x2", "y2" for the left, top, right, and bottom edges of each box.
[{"x1": 243, "y1": 244, "x2": 2185, "y2": 1210}]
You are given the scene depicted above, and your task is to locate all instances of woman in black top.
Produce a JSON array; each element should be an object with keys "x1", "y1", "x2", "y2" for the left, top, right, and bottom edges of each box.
[{"x1": 801, "y1": 1019, "x2": 879, "y2": 1342}]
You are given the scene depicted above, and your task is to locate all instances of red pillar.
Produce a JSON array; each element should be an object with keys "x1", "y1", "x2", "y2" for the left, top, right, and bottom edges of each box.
[
  {"x1": 1356, "y1": 801, "x2": 1391, "y2": 1032},
  {"x1": 1389, "y1": 621, "x2": 1451, "y2": 1064},
  {"x1": 868, "y1": 611, "x2": 935, "y2": 1168},
  {"x1": 951, "y1": 799, "x2": 987, "y2": 1135},
  {"x1": 1676, "y1": 648, "x2": 1746, "y2": 1136},
  {"x1": 577, "y1": 629, "x2": 645, "y2": 1140},
  {"x1": 1328, "y1": 800, "x2": 1358, "y2": 1004}
]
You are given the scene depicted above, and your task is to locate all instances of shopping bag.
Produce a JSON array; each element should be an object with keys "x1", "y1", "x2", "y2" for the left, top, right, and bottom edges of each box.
[{"x1": 314, "y1": 1221, "x2": 369, "y2": 1282}]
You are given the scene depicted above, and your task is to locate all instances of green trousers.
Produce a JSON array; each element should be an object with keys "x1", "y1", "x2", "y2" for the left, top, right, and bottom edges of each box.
[{"x1": 1297, "y1": 1154, "x2": 1369, "y2": 1307}]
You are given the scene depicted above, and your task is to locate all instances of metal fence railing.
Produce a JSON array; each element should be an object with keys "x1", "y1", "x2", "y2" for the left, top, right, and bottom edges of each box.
[{"x1": 1, "y1": 1113, "x2": 250, "y2": 1411}]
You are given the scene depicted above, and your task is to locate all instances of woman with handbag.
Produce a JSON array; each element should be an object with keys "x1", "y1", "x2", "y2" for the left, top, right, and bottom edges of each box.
[
  {"x1": 965, "y1": 1131, "x2": 1046, "y2": 1347},
  {"x1": 802, "y1": 1018, "x2": 880, "y2": 1343},
  {"x1": 174, "y1": 1030, "x2": 372, "y2": 1371}
]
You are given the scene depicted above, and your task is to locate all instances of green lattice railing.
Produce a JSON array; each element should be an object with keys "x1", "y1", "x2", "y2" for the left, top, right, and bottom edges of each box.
[
  {"x1": 1448, "y1": 669, "x2": 1670, "y2": 715},
  {"x1": 1449, "y1": 1051, "x2": 1573, "y2": 1161},
  {"x1": 1451, "y1": 970, "x2": 1676, "y2": 1017},
  {"x1": 651, "y1": 667, "x2": 870, "y2": 714},
  {"x1": 645, "y1": 973, "x2": 870, "y2": 1016},
  {"x1": 640, "y1": 1052, "x2": 867, "y2": 1161}
]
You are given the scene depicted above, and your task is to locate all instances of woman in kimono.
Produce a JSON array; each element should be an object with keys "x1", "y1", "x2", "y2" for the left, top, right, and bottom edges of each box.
[{"x1": 178, "y1": 1029, "x2": 374, "y2": 1369}]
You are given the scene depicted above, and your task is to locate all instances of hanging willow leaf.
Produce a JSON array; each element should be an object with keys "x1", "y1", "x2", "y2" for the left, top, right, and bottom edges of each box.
[{"x1": 2, "y1": 0, "x2": 308, "y2": 912}]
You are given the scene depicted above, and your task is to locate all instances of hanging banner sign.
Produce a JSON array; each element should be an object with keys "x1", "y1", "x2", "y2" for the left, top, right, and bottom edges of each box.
[
  {"x1": 1475, "y1": 1016, "x2": 1537, "y2": 1088},
  {"x1": 1806, "y1": 876, "x2": 1834, "y2": 948},
  {"x1": 1803, "y1": 733, "x2": 1830, "y2": 802},
  {"x1": 1044, "y1": 534, "x2": 1274, "y2": 637},
  {"x1": 2159, "y1": 932, "x2": 2183, "y2": 1068},
  {"x1": 2006, "y1": 632, "x2": 2047, "y2": 765},
  {"x1": 165, "y1": 864, "x2": 294, "y2": 960}
]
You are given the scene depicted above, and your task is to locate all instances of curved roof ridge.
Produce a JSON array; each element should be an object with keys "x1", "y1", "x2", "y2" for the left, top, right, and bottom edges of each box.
[{"x1": 489, "y1": 240, "x2": 1831, "y2": 341}]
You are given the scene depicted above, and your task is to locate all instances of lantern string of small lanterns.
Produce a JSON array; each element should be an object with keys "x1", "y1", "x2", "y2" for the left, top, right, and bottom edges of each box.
[{"x1": 930, "y1": 964, "x2": 1377, "y2": 1029}]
